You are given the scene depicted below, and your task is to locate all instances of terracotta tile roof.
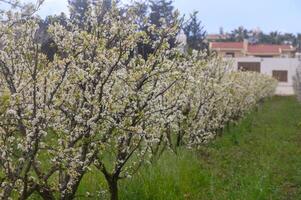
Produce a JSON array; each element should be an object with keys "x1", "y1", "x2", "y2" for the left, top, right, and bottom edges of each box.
[
  {"x1": 211, "y1": 42, "x2": 244, "y2": 49},
  {"x1": 210, "y1": 41, "x2": 295, "y2": 54},
  {"x1": 207, "y1": 34, "x2": 230, "y2": 40},
  {"x1": 248, "y1": 45, "x2": 280, "y2": 54},
  {"x1": 207, "y1": 34, "x2": 220, "y2": 39},
  {"x1": 247, "y1": 44, "x2": 294, "y2": 54},
  {"x1": 279, "y1": 44, "x2": 294, "y2": 51}
]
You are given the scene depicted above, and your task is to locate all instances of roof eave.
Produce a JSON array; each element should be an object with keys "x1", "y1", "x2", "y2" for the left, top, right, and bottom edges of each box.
[
  {"x1": 211, "y1": 48, "x2": 244, "y2": 51},
  {"x1": 246, "y1": 52, "x2": 280, "y2": 55}
]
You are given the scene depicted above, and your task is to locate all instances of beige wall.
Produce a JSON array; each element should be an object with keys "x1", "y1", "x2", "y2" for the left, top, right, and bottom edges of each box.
[
  {"x1": 215, "y1": 50, "x2": 244, "y2": 58},
  {"x1": 246, "y1": 54, "x2": 280, "y2": 58},
  {"x1": 281, "y1": 51, "x2": 295, "y2": 58},
  {"x1": 228, "y1": 57, "x2": 301, "y2": 95},
  {"x1": 212, "y1": 48, "x2": 295, "y2": 58}
]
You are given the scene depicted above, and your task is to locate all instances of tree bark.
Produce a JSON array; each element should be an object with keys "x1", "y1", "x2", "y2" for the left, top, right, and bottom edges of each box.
[
  {"x1": 35, "y1": 185, "x2": 56, "y2": 200},
  {"x1": 106, "y1": 175, "x2": 119, "y2": 200}
]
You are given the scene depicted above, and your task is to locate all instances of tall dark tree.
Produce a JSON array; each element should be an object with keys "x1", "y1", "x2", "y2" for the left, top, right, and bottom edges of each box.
[
  {"x1": 39, "y1": 13, "x2": 69, "y2": 61},
  {"x1": 219, "y1": 27, "x2": 224, "y2": 35},
  {"x1": 149, "y1": 0, "x2": 175, "y2": 27},
  {"x1": 68, "y1": 0, "x2": 114, "y2": 30},
  {"x1": 229, "y1": 26, "x2": 249, "y2": 42},
  {"x1": 44, "y1": 12, "x2": 68, "y2": 27},
  {"x1": 129, "y1": 1, "x2": 149, "y2": 30},
  {"x1": 281, "y1": 33, "x2": 296, "y2": 45},
  {"x1": 221, "y1": 27, "x2": 299, "y2": 47},
  {"x1": 149, "y1": 0, "x2": 179, "y2": 49},
  {"x1": 128, "y1": 1, "x2": 151, "y2": 59},
  {"x1": 296, "y1": 33, "x2": 301, "y2": 51},
  {"x1": 257, "y1": 31, "x2": 284, "y2": 44},
  {"x1": 268, "y1": 31, "x2": 281, "y2": 44},
  {"x1": 68, "y1": 0, "x2": 91, "y2": 27},
  {"x1": 132, "y1": 0, "x2": 181, "y2": 59},
  {"x1": 93, "y1": 0, "x2": 113, "y2": 24},
  {"x1": 183, "y1": 11, "x2": 207, "y2": 53}
]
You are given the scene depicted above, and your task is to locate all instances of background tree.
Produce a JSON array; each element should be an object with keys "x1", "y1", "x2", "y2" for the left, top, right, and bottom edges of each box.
[
  {"x1": 265, "y1": 31, "x2": 281, "y2": 44},
  {"x1": 68, "y1": 0, "x2": 91, "y2": 28},
  {"x1": 149, "y1": 0, "x2": 179, "y2": 49},
  {"x1": 296, "y1": 33, "x2": 301, "y2": 51},
  {"x1": 219, "y1": 27, "x2": 224, "y2": 35},
  {"x1": 149, "y1": 0, "x2": 174, "y2": 27},
  {"x1": 229, "y1": 26, "x2": 249, "y2": 42},
  {"x1": 183, "y1": 11, "x2": 207, "y2": 53},
  {"x1": 218, "y1": 26, "x2": 301, "y2": 50},
  {"x1": 128, "y1": 0, "x2": 148, "y2": 30},
  {"x1": 132, "y1": 0, "x2": 181, "y2": 59},
  {"x1": 39, "y1": 12, "x2": 69, "y2": 61}
]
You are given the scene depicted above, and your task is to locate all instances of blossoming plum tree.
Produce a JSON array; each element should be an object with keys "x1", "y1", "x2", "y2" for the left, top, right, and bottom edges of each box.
[
  {"x1": 162, "y1": 55, "x2": 277, "y2": 149},
  {"x1": 0, "y1": 1, "x2": 277, "y2": 200}
]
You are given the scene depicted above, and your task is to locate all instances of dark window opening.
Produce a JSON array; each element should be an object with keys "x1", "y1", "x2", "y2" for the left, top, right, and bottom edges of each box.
[
  {"x1": 238, "y1": 62, "x2": 261, "y2": 73},
  {"x1": 225, "y1": 52, "x2": 235, "y2": 57},
  {"x1": 272, "y1": 70, "x2": 288, "y2": 82},
  {"x1": 254, "y1": 55, "x2": 274, "y2": 58}
]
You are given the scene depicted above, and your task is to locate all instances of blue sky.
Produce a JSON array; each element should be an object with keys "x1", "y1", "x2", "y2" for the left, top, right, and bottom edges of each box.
[{"x1": 26, "y1": 0, "x2": 301, "y2": 34}]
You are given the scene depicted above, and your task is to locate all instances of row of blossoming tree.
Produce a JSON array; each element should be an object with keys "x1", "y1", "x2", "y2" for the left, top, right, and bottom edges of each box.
[{"x1": 0, "y1": 0, "x2": 277, "y2": 199}]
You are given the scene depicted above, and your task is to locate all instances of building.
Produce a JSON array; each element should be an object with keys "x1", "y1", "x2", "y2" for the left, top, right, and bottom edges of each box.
[
  {"x1": 209, "y1": 40, "x2": 300, "y2": 95},
  {"x1": 228, "y1": 57, "x2": 300, "y2": 95},
  {"x1": 209, "y1": 40, "x2": 296, "y2": 58},
  {"x1": 206, "y1": 34, "x2": 230, "y2": 42}
]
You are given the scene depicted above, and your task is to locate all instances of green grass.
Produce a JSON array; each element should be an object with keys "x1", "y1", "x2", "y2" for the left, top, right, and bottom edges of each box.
[
  {"x1": 5, "y1": 94, "x2": 301, "y2": 199},
  {"x1": 114, "y1": 96, "x2": 301, "y2": 200},
  {"x1": 6, "y1": 93, "x2": 301, "y2": 200},
  {"x1": 27, "y1": 96, "x2": 301, "y2": 199}
]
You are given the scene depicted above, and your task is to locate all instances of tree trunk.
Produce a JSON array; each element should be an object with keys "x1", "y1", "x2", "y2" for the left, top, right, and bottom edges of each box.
[
  {"x1": 2, "y1": 185, "x2": 14, "y2": 200},
  {"x1": 107, "y1": 176, "x2": 119, "y2": 200},
  {"x1": 176, "y1": 129, "x2": 184, "y2": 147},
  {"x1": 60, "y1": 176, "x2": 83, "y2": 200},
  {"x1": 38, "y1": 186, "x2": 56, "y2": 200}
]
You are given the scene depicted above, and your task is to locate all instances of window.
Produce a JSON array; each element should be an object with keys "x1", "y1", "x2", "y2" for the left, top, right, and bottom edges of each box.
[
  {"x1": 272, "y1": 70, "x2": 288, "y2": 82},
  {"x1": 238, "y1": 62, "x2": 261, "y2": 73},
  {"x1": 225, "y1": 52, "x2": 235, "y2": 57},
  {"x1": 255, "y1": 55, "x2": 273, "y2": 58}
]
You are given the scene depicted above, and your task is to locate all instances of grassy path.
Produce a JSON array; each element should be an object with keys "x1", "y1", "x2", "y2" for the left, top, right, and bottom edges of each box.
[{"x1": 119, "y1": 96, "x2": 301, "y2": 200}]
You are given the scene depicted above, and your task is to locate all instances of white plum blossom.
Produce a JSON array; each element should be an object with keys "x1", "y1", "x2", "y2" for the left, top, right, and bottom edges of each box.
[{"x1": 0, "y1": 1, "x2": 277, "y2": 200}]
